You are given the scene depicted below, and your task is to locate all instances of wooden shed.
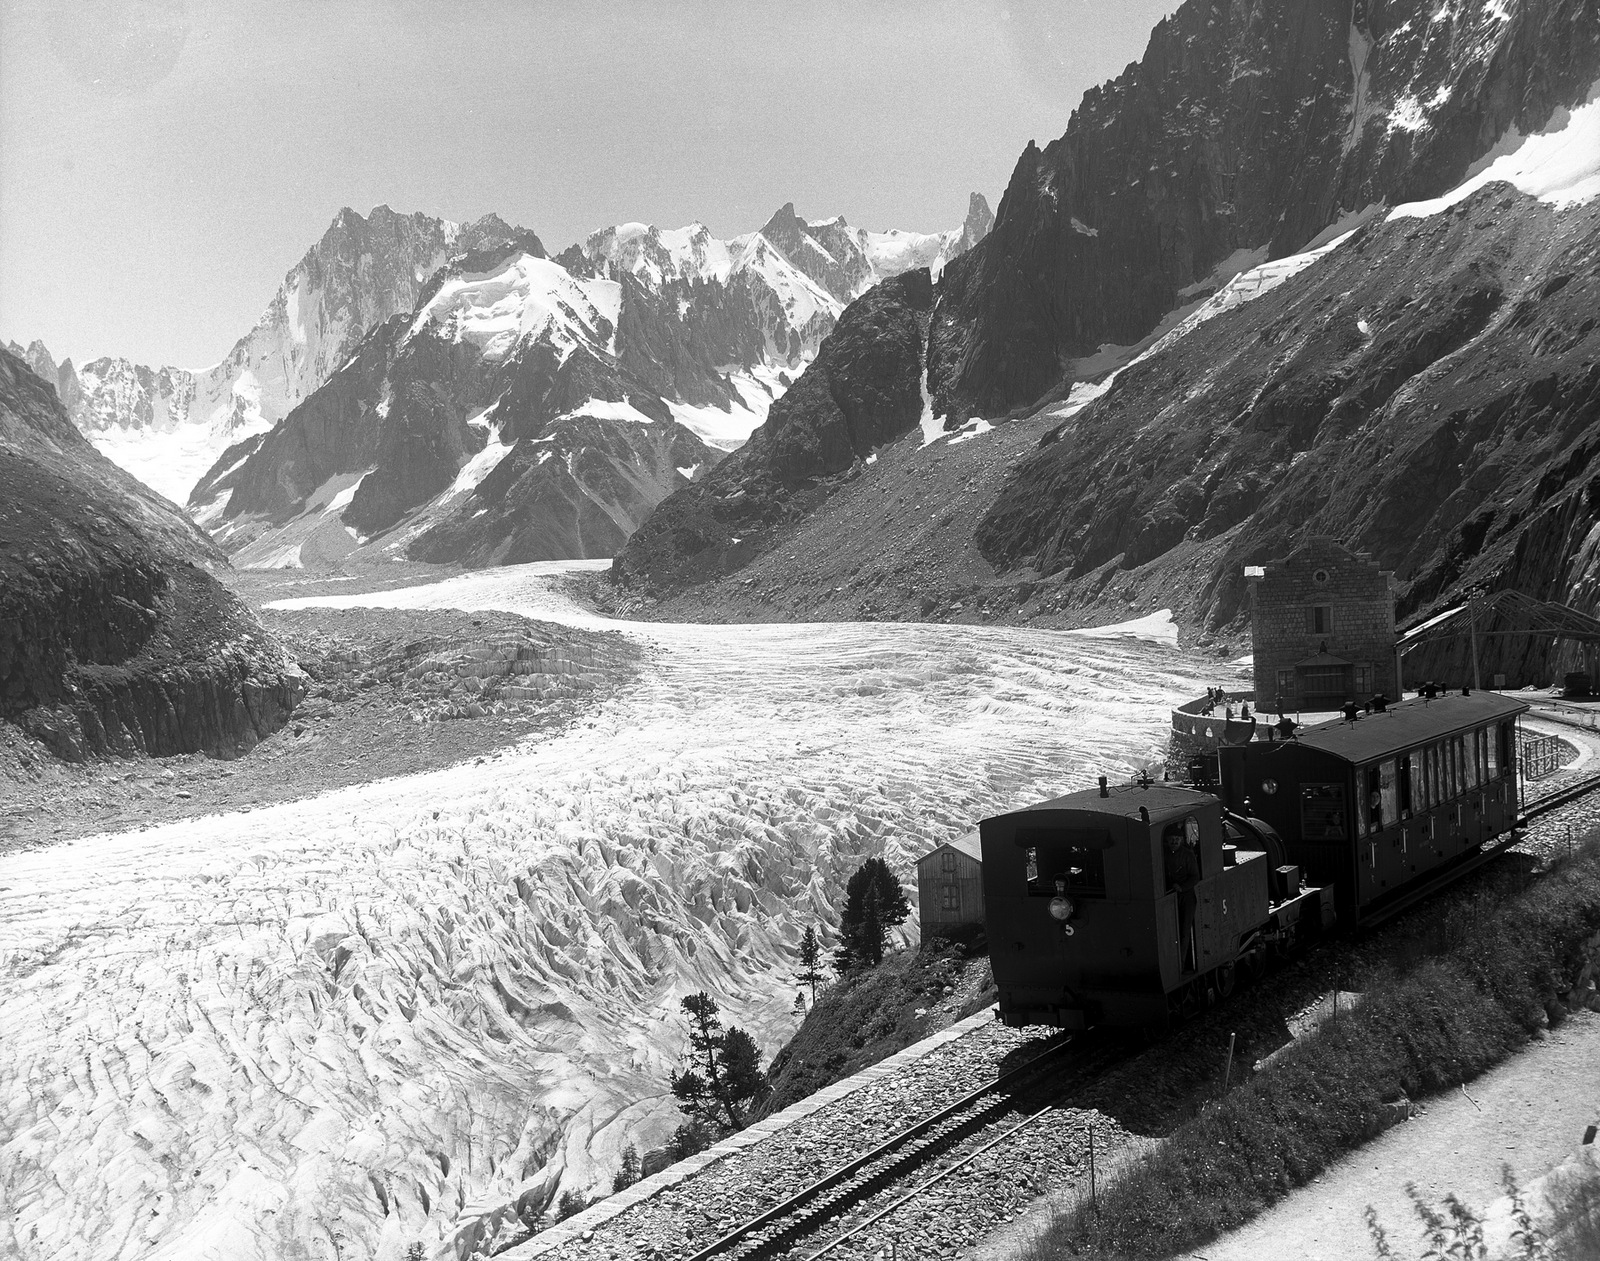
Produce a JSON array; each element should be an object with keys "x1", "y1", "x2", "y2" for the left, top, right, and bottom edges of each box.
[{"x1": 917, "y1": 831, "x2": 985, "y2": 934}]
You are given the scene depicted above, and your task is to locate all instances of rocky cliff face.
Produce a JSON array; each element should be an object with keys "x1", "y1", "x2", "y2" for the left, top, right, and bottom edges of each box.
[
  {"x1": 0, "y1": 349, "x2": 304, "y2": 761},
  {"x1": 930, "y1": 0, "x2": 1600, "y2": 420},
  {"x1": 977, "y1": 187, "x2": 1600, "y2": 636},
  {"x1": 190, "y1": 247, "x2": 721, "y2": 570},
  {"x1": 613, "y1": 270, "x2": 934, "y2": 592}
]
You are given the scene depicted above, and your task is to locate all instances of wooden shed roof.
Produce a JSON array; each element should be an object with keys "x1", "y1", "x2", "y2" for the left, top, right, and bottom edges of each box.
[{"x1": 921, "y1": 830, "x2": 983, "y2": 865}]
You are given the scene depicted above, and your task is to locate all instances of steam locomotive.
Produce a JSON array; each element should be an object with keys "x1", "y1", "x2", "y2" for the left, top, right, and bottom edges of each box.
[{"x1": 981, "y1": 691, "x2": 1528, "y2": 1029}]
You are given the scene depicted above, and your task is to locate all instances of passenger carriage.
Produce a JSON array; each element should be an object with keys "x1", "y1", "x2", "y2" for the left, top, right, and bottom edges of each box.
[{"x1": 1219, "y1": 691, "x2": 1526, "y2": 925}]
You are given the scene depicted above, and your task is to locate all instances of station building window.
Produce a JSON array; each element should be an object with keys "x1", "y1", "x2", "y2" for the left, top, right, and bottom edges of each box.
[
  {"x1": 1304, "y1": 605, "x2": 1333, "y2": 634},
  {"x1": 941, "y1": 886, "x2": 960, "y2": 911},
  {"x1": 941, "y1": 850, "x2": 957, "y2": 872}
]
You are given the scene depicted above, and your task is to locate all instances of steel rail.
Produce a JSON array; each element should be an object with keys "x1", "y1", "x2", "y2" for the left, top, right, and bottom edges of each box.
[
  {"x1": 1520, "y1": 770, "x2": 1600, "y2": 822},
  {"x1": 803, "y1": 1105, "x2": 1058, "y2": 1260},
  {"x1": 683, "y1": 1031, "x2": 1087, "y2": 1261}
]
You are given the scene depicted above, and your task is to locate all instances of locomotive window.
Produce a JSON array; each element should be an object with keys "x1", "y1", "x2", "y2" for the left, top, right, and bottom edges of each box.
[
  {"x1": 1026, "y1": 845, "x2": 1107, "y2": 897},
  {"x1": 1300, "y1": 783, "x2": 1348, "y2": 841}
]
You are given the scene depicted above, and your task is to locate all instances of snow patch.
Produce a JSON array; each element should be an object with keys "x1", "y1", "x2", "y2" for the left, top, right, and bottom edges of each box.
[
  {"x1": 1064, "y1": 609, "x2": 1179, "y2": 647},
  {"x1": 947, "y1": 418, "x2": 995, "y2": 446},
  {"x1": 563, "y1": 396, "x2": 657, "y2": 426},
  {"x1": 1388, "y1": 87, "x2": 1600, "y2": 217},
  {"x1": 450, "y1": 428, "x2": 512, "y2": 496},
  {"x1": 1070, "y1": 217, "x2": 1100, "y2": 238},
  {"x1": 918, "y1": 355, "x2": 945, "y2": 447}
]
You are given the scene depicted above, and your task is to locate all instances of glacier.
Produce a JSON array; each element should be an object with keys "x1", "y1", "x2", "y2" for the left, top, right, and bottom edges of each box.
[{"x1": 0, "y1": 563, "x2": 1205, "y2": 1260}]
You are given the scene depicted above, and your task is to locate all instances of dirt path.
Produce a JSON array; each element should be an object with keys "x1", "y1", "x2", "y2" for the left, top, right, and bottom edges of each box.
[{"x1": 1194, "y1": 1009, "x2": 1600, "y2": 1261}]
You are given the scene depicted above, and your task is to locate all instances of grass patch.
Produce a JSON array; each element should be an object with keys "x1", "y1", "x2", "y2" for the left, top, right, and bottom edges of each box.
[
  {"x1": 1028, "y1": 838, "x2": 1600, "y2": 1260},
  {"x1": 757, "y1": 929, "x2": 994, "y2": 1118}
]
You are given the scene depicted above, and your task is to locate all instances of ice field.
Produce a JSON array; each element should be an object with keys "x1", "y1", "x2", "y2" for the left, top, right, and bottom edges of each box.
[{"x1": 1, "y1": 564, "x2": 1209, "y2": 1260}]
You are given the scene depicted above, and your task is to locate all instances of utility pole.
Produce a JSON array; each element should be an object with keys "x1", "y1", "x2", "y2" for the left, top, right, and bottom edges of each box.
[{"x1": 1469, "y1": 598, "x2": 1482, "y2": 691}]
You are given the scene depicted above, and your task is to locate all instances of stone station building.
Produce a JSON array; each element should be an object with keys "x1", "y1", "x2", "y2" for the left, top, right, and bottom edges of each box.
[{"x1": 1247, "y1": 537, "x2": 1398, "y2": 714}]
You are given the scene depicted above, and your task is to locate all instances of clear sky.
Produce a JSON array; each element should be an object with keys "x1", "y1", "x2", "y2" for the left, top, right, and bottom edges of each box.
[{"x1": 0, "y1": 0, "x2": 1178, "y2": 370}]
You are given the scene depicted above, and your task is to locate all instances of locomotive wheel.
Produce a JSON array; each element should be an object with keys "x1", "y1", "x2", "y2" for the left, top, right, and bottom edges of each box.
[{"x1": 1216, "y1": 960, "x2": 1237, "y2": 999}]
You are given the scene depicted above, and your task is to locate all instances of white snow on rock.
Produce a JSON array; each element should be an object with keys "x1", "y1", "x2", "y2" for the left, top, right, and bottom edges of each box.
[
  {"x1": 562, "y1": 396, "x2": 658, "y2": 426},
  {"x1": 409, "y1": 255, "x2": 621, "y2": 363},
  {"x1": 1388, "y1": 87, "x2": 1600, "y2": 217},
  {"x1": 1064, "y1": 608, "x2": 1181, "y2": 647},
  {"x1": 2, "y1": 564, "x2": 1207, "y2": 1260}
]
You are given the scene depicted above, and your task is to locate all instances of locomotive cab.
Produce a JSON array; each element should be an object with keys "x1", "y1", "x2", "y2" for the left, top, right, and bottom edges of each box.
[{"x1": 980, "y1": 783, "x2": 1270, "y2": 1029}]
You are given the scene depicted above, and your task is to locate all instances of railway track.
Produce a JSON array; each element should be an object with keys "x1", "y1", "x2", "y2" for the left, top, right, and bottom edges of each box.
[
  {"x1": 1520, "y1": 770, "x2": 1600, "y2": 822},
  {"x1": 685, "y1": 1032, "x2": 1114, "y2": 1261}
]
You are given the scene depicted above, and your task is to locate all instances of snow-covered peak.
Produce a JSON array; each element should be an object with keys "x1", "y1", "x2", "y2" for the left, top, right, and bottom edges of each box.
[
  {"x1": 410, "y1": 253, "x2": 622, "y2": 363},
  {"x1": 581, "y1": 220, "x2": 735, "y2": 287}
]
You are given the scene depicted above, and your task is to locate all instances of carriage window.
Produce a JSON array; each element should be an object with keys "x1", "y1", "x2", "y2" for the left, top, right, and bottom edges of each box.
[
  {"x1": 1486, "y1": 727, "x2": 1499, "y2": 779},
  {"x1": 1301, "y1": 783, "x2": 1348, "y2": 840},
  {"x1": 1357, "y1": 769, "x2": 1373, "y2": 834},
  {"x1": 1469, "y1": 731, "x2": 1483, "y2": 789},
  {"x1": 1398, "y1": 755, "x2": 1413, "y2": 815},
  {"x1": 1501, "y1": 722, "x2": 1515, "y2": 775},
  {"x1": 1379, "y1": 760, "x2": 1397, "y2": 826}
]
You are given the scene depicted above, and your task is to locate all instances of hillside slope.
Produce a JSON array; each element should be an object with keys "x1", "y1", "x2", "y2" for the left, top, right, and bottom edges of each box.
[
  {"x1": 0, "y1": 350, "x2": 304, "y2": 760},
  {"x1": 615, "y1": 0, "x2": 1600, "y2": 653}
]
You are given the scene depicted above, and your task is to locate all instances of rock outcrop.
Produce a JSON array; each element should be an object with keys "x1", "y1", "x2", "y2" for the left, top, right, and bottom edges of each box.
[
  {"x1": 977, "y1": 183, "x2": 1600, "y2": 640},
  {"x1": 930, "y1": 0, "x2": 1600, "y2": 420},
  {"x1": 0, "y1": 349, "x2": 304, "y2": 760},
  {"x1": 613, "y1": 270, "x2": 934, "y2": 592}
]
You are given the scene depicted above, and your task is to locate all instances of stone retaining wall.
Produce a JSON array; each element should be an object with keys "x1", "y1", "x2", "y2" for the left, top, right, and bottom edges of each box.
[{"x1": 454, "y1": 1007, "x2": 1000, "y2": 1261}]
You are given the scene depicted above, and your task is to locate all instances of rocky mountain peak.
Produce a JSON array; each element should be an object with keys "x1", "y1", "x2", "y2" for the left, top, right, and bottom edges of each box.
[{"x1": 959, "y1": 192, "x2": 994, "y2": 254}]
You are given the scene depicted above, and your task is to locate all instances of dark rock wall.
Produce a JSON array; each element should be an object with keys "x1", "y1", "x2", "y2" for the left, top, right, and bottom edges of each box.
[
  {"x1": 931, "y1": 0, "x2": 1600, "y2": 419},
  {"x1": 0, "y1": 349, "x2": 304, "y2": 760},
  {"x1": 614, "y1": 270, "x2": 934, "y2": 591}
]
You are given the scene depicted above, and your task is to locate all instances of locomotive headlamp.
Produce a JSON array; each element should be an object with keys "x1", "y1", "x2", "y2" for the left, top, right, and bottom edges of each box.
[
  {"x1": 1048, "y1": 894, "x2": 1074, "y2": 921},
  {"x1": 1260, "y1": 778, "x2": 1278, "y2": 795}
]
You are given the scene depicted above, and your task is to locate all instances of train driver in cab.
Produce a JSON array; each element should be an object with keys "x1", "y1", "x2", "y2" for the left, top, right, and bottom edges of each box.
[{"x1": 1163, "y1": 819, "x2": 1200, "y2": 973}]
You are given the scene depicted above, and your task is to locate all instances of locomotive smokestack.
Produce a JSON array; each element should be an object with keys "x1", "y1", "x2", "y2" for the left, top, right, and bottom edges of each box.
[{"x1": 1098, "y1": 776, "x2": 1108, "y2": 797}]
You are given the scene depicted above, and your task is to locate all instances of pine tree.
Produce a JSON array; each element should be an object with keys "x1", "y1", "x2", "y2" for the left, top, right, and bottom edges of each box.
[
  {"x1": 797, "y1": 924, "x2": 823, "y2": 1002},
  {"x1": 833, "y1": 858, "x2": 911, "y2": 972},
  {"x1": 612, "y1": 1143, "x2": 642, "y2": 1194},
  {"x1": 668, "y1": 992, "x2": 771, "y2": 1133}
]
